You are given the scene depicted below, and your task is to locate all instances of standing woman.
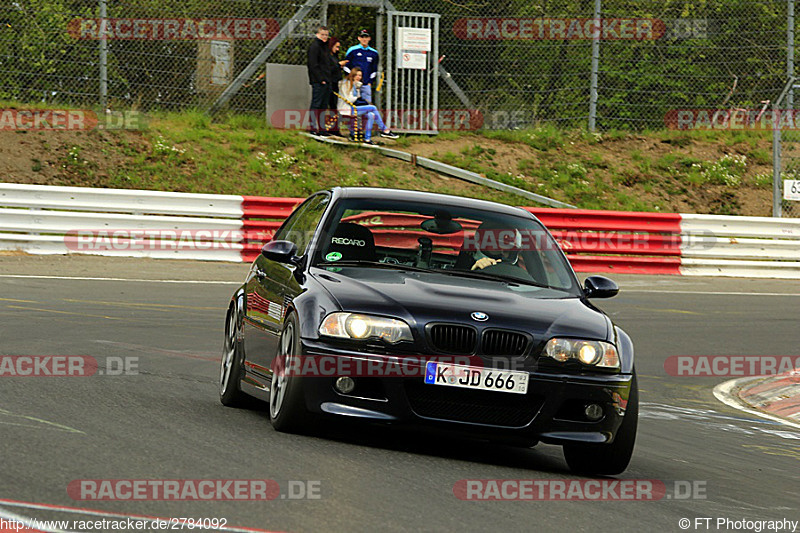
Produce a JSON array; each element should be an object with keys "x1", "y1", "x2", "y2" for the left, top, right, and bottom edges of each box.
[{"x1": 325, "y1": 37, "x2": 347, "y2": 136}]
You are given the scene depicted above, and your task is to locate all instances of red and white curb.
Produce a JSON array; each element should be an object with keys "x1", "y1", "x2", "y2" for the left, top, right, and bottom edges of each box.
[
  {"x1": 737, "y1": 369, "x2": 800, "y2": 422},
  {"x1": 714, "y1": 371, "x2": 800, "y2": 430}
]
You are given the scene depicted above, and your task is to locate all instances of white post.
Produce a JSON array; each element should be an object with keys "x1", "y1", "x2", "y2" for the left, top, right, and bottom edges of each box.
[{"x1": 588, "y1": 0, "x2": 601, "y2": 131}]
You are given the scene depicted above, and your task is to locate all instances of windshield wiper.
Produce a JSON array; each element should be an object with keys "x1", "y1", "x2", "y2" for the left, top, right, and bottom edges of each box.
[
  {"x1": 438, "y1": 268, "x2": 551, "y2": 289},
  {"x1": 318, "y1": 260, "x2": 554, "y2": 289}
]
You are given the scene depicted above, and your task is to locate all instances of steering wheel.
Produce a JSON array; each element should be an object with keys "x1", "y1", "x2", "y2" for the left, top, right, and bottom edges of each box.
[{"x1": 479, "y1": 261, "x2": 538, "y2": 283}]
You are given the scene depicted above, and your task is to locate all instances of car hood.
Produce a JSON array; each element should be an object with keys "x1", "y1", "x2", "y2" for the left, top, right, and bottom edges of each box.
[{"x1": 310, "y1": 266, "x2": 610, "y2": 341}]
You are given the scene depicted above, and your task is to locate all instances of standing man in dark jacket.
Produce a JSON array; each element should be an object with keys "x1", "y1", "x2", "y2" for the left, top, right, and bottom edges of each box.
[{"x1": 307, "y1": 26, "x2": 330, "y2": 135}]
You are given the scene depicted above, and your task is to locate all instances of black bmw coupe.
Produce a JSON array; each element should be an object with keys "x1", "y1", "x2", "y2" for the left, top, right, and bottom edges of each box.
[{"x1": 220, "y1": 187, "x2": 637, "y2": 475}]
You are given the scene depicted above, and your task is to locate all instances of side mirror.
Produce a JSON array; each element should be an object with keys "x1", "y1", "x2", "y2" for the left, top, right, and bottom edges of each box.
[
  {"x1": 584, "y1": 275, "x2": 619, "y2": 299},
  {"x1": 261, "y1": 240, "x2": 299, "y2": 264}
]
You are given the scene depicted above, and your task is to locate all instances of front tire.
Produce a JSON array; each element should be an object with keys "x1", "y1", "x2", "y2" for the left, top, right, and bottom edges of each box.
[
  {"x1": 563, "y1": 374, "x2": 638, "y2": 476},
  {"x1": 219, "y1": 303, "x2": 248, "y2": 407},
  {"x1": 269, "y1": 312, "x2": 311, "y2": 433}
]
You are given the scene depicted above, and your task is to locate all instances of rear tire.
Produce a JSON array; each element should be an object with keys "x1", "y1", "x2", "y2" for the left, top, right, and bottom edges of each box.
[
  {"x1": 563, "y1": 374, "x2": 638, "y2": 476},
  {"x1": 219, "y1": 303, "x2": 249, "y2": 407},
  {"x1": 269, "y1": 313, "x2": 312, "y2": 433}
]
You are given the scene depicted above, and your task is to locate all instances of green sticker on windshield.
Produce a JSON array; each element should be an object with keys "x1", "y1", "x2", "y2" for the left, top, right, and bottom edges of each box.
[{"x1": 325, "y1": 252, "x2": 343, "y2": 262}]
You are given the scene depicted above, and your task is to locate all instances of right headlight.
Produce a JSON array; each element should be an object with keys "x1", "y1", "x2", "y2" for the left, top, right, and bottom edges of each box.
[{"x1": 543, "y1": 338, "x2": 620, "y2": 369}]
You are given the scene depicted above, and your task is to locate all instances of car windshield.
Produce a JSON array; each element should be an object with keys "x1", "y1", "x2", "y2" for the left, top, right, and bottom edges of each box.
[{"x1": 312, "y1": 197, "x2": 579, "y2": 294}]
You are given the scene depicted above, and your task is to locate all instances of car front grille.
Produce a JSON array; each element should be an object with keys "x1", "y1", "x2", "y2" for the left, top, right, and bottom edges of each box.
[
  {"x1": 404, "y1": 381, "x2": 544, "y2": 427},
  {"x1": 429, "y1": 324, "x2": 477, "y2": 354},
  {"x1": 481, "y1": 329, "x2": 529, "y2": 357},
  {"x1": 428, "y1": 324, "x2": 530, "y2": 357}
]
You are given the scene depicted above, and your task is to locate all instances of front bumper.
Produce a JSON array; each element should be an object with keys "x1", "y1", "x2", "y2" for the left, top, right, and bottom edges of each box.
[{"x1": 296, "y1": 339, "x2": 634, "y2": 446}]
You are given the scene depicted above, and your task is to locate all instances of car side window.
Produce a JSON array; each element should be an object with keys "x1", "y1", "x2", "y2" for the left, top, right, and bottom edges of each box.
[
  {"x1": 275, "y1": 194, "x2": 330, "y2": 255},
  {"x1": 273, "y1": 201, "x2": 309, "y2": 243}
]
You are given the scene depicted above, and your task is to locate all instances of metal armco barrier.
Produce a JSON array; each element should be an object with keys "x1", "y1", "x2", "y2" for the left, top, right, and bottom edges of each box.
[
  {"x1": 0, "y1": 184, "x2": 247, "y2": 262},
  {"x1": 2, "y1": 184, "x2": 800, "y2": 279},
  {"x1": 679, "y1": 214, "x2": 800, "y2": 278}
]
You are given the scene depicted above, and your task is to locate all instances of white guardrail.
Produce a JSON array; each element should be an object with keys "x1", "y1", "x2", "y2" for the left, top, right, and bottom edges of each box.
[
  {"x1": 680, "y1": 214, "x2": 800, "y2": 278},
  {"x1": 2, "y1": 183, "x2": 800, "y2": 278},
  {"x1": 0, "y1": 183, "x2": 245, "y2": 262}
]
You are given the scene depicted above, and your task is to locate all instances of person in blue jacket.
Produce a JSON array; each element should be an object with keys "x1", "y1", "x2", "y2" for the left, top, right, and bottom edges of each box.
[{"x1": 343, "y1": 29, "x2": 379, "y2": 104}]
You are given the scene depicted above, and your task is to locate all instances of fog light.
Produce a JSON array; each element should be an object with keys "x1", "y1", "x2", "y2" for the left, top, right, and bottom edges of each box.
[
  {"x1": 335, "y1": 376, "x2": 355, "y2": 394},
  {"x1": 584, "y1": 403, "x2": 603, "y2": 421}
]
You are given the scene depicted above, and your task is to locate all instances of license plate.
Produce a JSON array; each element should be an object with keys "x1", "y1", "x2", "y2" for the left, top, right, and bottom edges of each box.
[{"x1": 424, "y1": 362, "x2": 529, "y2": 394}]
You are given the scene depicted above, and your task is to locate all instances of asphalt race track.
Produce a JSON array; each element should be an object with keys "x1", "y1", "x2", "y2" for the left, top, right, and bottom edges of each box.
[{"x1": 1, "y1": 255, "x2": 799, "y2": 533}]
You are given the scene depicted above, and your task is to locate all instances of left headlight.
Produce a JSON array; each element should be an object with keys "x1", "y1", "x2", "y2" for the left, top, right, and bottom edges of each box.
[
  {"x1": 543, "y1": 338, "x2": 620, "y2": 369},
  {"x1": 319, "y1": 313, "x2": 413, "y2": 344}
]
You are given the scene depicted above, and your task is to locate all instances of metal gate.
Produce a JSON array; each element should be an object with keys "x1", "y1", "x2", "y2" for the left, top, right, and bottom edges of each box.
[{"x1": 385, "y1": 11, "x2": 440, "y2": 134}]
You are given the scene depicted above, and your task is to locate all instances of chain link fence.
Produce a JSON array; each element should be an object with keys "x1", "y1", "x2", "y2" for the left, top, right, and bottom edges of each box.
[
  {"x1": 779, "y1": 161, "x2": 800, "y2": 218},
  {"x1": 769, "y1": 76, "x2": 800, "y2": 218},
  {"x1": 400, "y1": 0, "x2": 794, "y2": 130},
  {"x1": 777, "y1": 110, "x2": 800, "y2": 218},
  {"x1": 0, "y1": 0, "x2": 323, "y2": 112},
  {"x1": 1, "y1": 0, "x2": 796, "y2": 127}
]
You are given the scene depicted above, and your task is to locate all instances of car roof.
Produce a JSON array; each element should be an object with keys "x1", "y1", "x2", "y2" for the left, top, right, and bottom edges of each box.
[{"x1": 330, "y1": 187, "x2": 533, "y2": 218}]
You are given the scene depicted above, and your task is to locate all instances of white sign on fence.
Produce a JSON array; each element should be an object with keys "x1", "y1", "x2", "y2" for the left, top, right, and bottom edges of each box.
[
  {"x1": 398, "y1": 27, "x2": 432, "y2": 51},
  {"x1": 785, "y1": 180, "x2": 800, "y2": 201},
  {"x1": 400, "y1": 51, "x2": 427, "y2": 70},
  {"x1": 396, "y1": 27, "x2": 431, "y2": 70}
]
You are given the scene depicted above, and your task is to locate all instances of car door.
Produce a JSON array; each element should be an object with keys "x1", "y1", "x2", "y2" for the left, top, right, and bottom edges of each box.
[
  {"x1": 277, "y1": 193, "x2": 332, "y2": 330},
  {"x1": 243, "y1": 194, "x2": 330, "y2": 381}
]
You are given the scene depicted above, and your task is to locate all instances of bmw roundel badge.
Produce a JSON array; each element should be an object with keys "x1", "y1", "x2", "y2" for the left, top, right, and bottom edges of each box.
[{"x1": 471, "y1": 311, "x2": 489, "y2": 322}]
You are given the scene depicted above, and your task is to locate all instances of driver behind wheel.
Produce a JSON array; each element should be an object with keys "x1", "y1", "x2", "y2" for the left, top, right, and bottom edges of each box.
[{"x1": 470, "y1": 221, "x2": 524, "y2": 271}]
